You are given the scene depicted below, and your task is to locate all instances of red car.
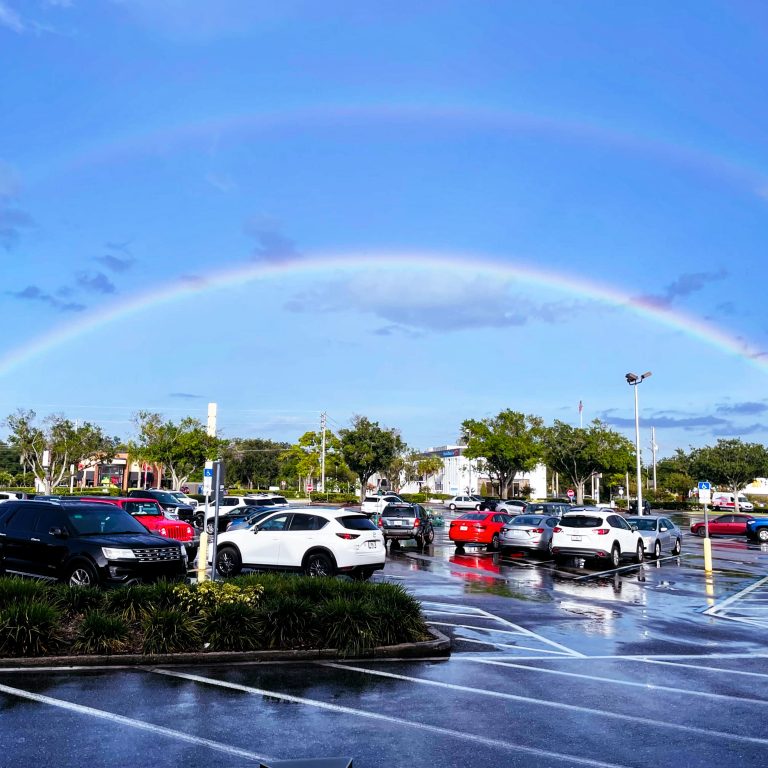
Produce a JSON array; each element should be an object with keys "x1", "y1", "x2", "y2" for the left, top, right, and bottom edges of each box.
[
  {"x1": 449, "y1": 511, "x2": 514, "y2": 551},
  {"x1": 690, "y1": 513, "x2": 756, "y2": 537},
  {"x1": 82, "y1": 497, "x2": 199, "y2": 562}
]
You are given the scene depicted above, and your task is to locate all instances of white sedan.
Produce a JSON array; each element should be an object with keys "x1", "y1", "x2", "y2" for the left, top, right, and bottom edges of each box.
[
  {"x1": 446, "y1": 495, "x2": 482, "y2": 511},
  {"x1": 213, "y1": 507, "x2": 385, "y2": 580}
]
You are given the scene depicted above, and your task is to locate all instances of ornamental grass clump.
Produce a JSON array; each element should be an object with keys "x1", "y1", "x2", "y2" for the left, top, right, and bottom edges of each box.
[
  {"x1": 47, "y1": 584, "x2": 105, "y2": 615},
  {"x1": 102, "y1": 581, "x2": 177, "y2": 622},
  {"x1": 72, "y1": 610, "x2": 130, "y2": 655},
  {"x1": 255, "y1": 595, "x2": 318, "y2": 649},
  {"x1": 0, "y1": 600, "x2": 63, "y2": 657},
  {"x1": 364, "y1": 583, "x2": 428, "y2": 646},
  {"x1": 142, "y1": 608, "x2": 200, "y2": 654},
  {"x1": 199, "y1": 601, "x2": 262, "y2": 651},
  {"x1": 0, "y1": 577, "x2": 50, "y2": 609},
  {"x1": 316, "y1": 596, "x2": 376, "y2": 657}
]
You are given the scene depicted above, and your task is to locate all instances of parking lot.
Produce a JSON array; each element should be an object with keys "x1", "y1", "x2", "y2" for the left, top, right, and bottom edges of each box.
[{"x1": 1, "y1": 509, "x2": 768, "y2": 767}]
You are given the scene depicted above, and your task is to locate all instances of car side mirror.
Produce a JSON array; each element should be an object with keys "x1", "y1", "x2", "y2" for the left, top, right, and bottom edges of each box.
[
  {"x1": 630, "y1": 524, "x2": 638, "y2": 532},
  {"x1": 252, "y1": 527, "x2": 260, "y2": 534},
  {"x1": 660, "y1": 527, "x2": 668, "y2": 532},
  {"x1": 49, "y1": 527, "x2": 68, "y2": 538}
]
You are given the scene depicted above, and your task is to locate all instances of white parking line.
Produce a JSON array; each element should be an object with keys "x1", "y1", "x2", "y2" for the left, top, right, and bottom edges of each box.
[
  {"x1": 150, "y1": 668, "x2": 633, "y2": 768},
  {"x1": 464, "y1": 658, "x2": 768, "y2": 705},
  {"x1": 704, "y1": 575, "x2": 768, "y2": 615},
  {"x1": 320, "y1": 662, "x2": 768, "y2": 746},
  {"x1": 0, "y1": 681, "x2": 272, "y2": 763},
  {"x1": 449, "y1": 636, "x2": 574, "y2": 654},
  {"x1": 637, "y1": 658, "x2": 768, "y2": 679},
  {"x1": 573, "y1": 555, "x2": 679, "y2": 581}
]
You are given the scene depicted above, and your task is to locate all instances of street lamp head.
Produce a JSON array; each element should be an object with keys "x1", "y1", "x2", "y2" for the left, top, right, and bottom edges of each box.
[
  {"x1": 641, "y1": 371, "x2": 652, "y2": 380},
  {"x1": 625, "y1": 372, "x2": 638, "y2": 384}
]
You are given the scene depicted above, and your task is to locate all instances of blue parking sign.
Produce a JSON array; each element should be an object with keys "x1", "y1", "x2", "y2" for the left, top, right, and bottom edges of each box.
[{"x1": 698, "y1": 481, "x2": 711, "y2": 490}]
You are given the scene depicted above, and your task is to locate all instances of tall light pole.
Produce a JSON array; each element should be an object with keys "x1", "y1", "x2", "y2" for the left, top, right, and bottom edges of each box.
[{"x1": 625, "y1": 372, "x2": 652, "y2": 514}]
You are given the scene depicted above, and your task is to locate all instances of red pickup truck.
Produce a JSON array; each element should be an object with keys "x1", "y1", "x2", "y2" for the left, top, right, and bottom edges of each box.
[{"x1": 81, "y1": 497, "x2": 199, "y2": 563}]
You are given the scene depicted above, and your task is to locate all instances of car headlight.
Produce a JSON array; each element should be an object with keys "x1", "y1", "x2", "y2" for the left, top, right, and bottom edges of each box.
[{"x1": 102, "y1": 547, "x2": 136, "y2": 560}]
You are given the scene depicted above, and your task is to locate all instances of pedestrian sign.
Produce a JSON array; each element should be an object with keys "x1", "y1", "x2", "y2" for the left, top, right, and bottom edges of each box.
[{"x1": 698, "y1": 481, "x2": 711, "y2": 490}]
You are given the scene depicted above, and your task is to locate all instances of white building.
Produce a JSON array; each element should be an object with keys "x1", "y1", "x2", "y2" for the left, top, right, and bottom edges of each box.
[{"x1": 402, "y1": 444, "x2": 547, "y2": 498}]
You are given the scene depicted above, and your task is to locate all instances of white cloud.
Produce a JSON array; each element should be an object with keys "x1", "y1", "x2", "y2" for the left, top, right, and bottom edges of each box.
[{"x1": 0, "y1": 2, "x2": 24, "y2": 33}]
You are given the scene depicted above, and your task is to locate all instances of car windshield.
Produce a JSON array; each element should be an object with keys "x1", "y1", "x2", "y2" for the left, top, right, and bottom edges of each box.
[
  {"x1": 124, "y1": 502, "x2": 162, "y2": 516},
  {"x1": 66, "y1": 507, "x2": 148, "y2": 535},
  {"x1": 151, "y1": 492, "x2": 179, "y2": 504},
  {"x1": 627, "y1": 518, "x2": 657, "y2": 531},
  {"x1": 559, "y1": 515, "x2": 603, "y2": 528},
  {"x1": 525, "y1": 504, "x2": 550, "y2": 514},
  {"x1": 458, "y1": 513, "x2": 486, "y2": 521},
  {"x1": 509, "y1": 515, "x2": 546, "y2": 526}
]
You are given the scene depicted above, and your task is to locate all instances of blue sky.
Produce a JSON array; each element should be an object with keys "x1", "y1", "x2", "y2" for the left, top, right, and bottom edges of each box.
[{"x1": 2, "y1": 0, "x2": 768, "y2": 457}]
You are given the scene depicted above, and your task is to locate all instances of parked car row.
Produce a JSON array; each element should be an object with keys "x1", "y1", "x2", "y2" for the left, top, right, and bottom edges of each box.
[{"x1": 689, "y1": 512, "x2": 768, "y2": 542}]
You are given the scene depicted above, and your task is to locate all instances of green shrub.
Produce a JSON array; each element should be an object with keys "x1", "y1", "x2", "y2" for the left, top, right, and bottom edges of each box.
[
  {"x1": 73, "y1": 610, "x2": 130, "y2": 655},
  {"x1": 0, "y1": 577, "x2": 51, "y2": 609},
  {"x1": 0, "y1": 600, "x2": 63, "y2": 656},
  {"x1": 47, "y1": 584, "x2": 105, "y2": 615},
  {"x1": 142, "y1": 608, "x2": 200, "y2": 654},
  {"x1": 255, "y1": 595, "x2": 318, "y2": 649},
  {"x1": 316, "y1": 596, "x2": 376, "y2": 657},
  {"x1": 102, "y1": 583, "x2": 174, "y2": 621},
  {"x1": 364, "y1": 583, "x2": 428, "y2": 646},
  {"x1": 399, "y1": 493, "x2": 428, "y2": 503},
  {"x1": 200, "y1": 602, "x2": 262, "y2": 651},
  {"x1": 173, "y1": 580, "x2": 263, "y2": 616}
]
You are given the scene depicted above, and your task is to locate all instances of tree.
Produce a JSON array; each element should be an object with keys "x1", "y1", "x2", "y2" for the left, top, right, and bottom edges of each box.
[
  {"x1": 543, "y1": 419, "x2": 634, "y2": 505},
  {"x1": 688, "y1": 439, "x2": 768, "y2": 512},
  {"x1": 279, "y1": 430, "x2": 355, "y2": 494},
  {"x1": 131, "y1": 411, "x2": 223, "y2": 490},
  {"x1": 415, "y1": 455, "x2": 444, "y2": 492},
  {"x1": 0, "y1": 441, "x2": 21, "y2": 476},
  {"x1": 656, "y1": 449, "x2": 695, "y2": 501},
  {"x1": 225, "y1": 438, "x2": 289, "y2": 490},
  {"x1": 461, "y1": 410, "x2": 544, "y2": 498},
  {"x1": 0, "y1": 470, "x2": 13, "y2": 487},
  {"x1": 339, "y1": 416, "x2": 405, "y2": 501},
  {"x1": 5, "y1": 409, "x2": 119, "y2": 494}
]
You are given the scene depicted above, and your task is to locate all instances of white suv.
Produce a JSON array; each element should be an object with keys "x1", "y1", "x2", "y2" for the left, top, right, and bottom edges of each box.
[
  {"x1": 213, "y1": 507, "x2": 385, "y2": 580},
  {"x1": 446, "y1": 495, "x2": 482, "y2": 511},
  {"x1": 361, "y1": 494, "x2": 403, "y2": 516},
  {"x1": 551, "y1": 511, "x2": 644, "y2": 568}
]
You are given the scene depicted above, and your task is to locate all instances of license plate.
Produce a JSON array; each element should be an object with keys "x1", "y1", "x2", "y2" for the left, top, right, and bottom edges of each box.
[
  {"x1": 460, "y1": 525, "x2": 468, "y2": 531},
  {"x1": 393, "y1": 520, "x2": 402, "y2": 526},
  {"x1": 571, "y1": 535, "x2": 582, "y2": 541},
  {"x1": 367, "y1": 541, "x2": 377, "y2": 549}
]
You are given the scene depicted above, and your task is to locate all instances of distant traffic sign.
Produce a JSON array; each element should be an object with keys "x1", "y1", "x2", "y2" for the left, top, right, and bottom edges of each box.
[
  {"x1": 566, "y1": 489, "x2": 575, "y2": 498},
  {"x1": 307, "y1": 483, "x2": 314, "y2": 492},
  {"x1": 698, "y1": 481, "x2": 711, "y2": 490}
]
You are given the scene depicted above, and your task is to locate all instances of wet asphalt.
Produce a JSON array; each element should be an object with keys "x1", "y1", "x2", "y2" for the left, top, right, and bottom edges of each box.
[{"x1": 1, "y1": 508, "x2": 767, "y2": 768}]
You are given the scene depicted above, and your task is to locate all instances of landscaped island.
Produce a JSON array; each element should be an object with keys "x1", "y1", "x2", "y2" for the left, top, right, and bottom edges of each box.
[{"x1": 0, "y1": 575, "x2": 433, "y2": 660}]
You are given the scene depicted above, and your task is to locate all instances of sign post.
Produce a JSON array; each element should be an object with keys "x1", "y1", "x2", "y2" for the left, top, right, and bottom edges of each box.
[{"x1": 698, "y1": 481, "x2": 713, "y2": 573}]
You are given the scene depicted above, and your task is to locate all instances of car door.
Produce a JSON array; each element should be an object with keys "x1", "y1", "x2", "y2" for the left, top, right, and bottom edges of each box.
[
  {"x1": 239, "y1": 512, "x2": 292, "y2": 567},
  {"x1": 0, "y1": 504, "x2": 38, "y2": 576},
  {"x1": 710, "y1": 515, "x2": 731, "y2": 535},
  {"x1": 29, "y1": 507, "x2": 71, "y2": 579},
  {"x1": 279, "y1": 513, "x2": 327, "y2": 567},
  {"x1": 608, "y1": 515, "x2": 636, "y2": 553},
  {"x1": 657, "y1": 518, "x2": 672, "y2": 550}
]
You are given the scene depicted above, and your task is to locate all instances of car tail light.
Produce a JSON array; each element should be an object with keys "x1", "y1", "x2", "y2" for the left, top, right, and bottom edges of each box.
[
  {"x1": 413, "y1": 518, "x2": 420, "y2": 527},
  {"x1": 377, "y1": 518, "x2": 383, "y2": 527},
  {"x1": 336, "y1": 533, "x2": 360, "y2": 540},
  {"x1": 553, "y1": 526, "x2": 562, "y2": 533},
  {"x1": 531, "y1": 528, "x2": 545, "y2": 534},
  {"x1": 501, "y1": 528, "x2": 508, "y2": 534},
  {"x1": 593, "y1": 528, "x2": 610, "y2": 535}
]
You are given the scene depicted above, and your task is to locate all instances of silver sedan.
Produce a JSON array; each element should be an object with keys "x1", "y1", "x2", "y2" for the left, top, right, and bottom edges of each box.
[
  {"x1": 625, "y1": 515, "x2": 682, "y2": 558},
  {"x1": 499, "y1": 514, "x2": 559, "y2": 554}
]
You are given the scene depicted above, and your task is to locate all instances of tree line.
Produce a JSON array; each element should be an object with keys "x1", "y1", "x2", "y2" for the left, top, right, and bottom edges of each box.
[{"x1": 4, "y1": 408, "x2": 768, "y2": 503}]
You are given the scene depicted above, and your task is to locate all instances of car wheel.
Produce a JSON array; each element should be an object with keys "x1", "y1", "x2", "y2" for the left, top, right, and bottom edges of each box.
[
  {"x1": 67, "y1": 561, "x2": 99, "y2": 588},
  {"x1": 488, "y1": 533, "x2": 500, "y2": 552},
  {"x1": 186, "y1": 546, "x2": 198, "y2": 564},
  {"x1": 305, "y1": 552, "x2": 335, "y2": 578},
  {"x1": 194, "y1": 512, "x2": 204, "y2": 529},
  {"x1": 215, "y1": 546, "x2": 242, "y2": 578},
  {"x1": 696, "y1": 527, "x2": 707, "y2": 537},
  {"x1": 475, "y1": 504, "x2": 481, "y2": 510},
  {"x1": 455, "y1": 544, "x2": 465, "y2": 554},
  {"x1": 758, "y1": 528, "x2": 768, "y2": 543},
  {"x1": 449, "y1": 504, "x2": 456, "y2": 511},
  {"x1": 206, "y1": 521, "x2": 214, "y2": 535},
  {"x1": 635, "y1": 541, "x2": 644, "y2": 563},
  {"x1": 424, "y1": 527, "x2": 435, "y2": 545},
  {"x1": 609, "y1": 545, "x2": 621, "y2": 568},
  {"x1": 672, "y1": 538, "x2": 682, "y2": 555},
  {"x1": 653, "y1": 540, "x2": 661, "y2": 559}
]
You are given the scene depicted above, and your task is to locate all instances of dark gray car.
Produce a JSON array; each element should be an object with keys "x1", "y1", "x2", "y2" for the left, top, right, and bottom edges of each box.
[{"x1": 380, "y1": 503, "x2": 435, "y2": 548}]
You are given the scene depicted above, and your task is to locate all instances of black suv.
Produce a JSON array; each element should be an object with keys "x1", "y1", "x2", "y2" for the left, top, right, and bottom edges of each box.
[
  {"x1": 0, "y1": 500, "x2": 187, "y2": 587},
  {"x1": 478, "y1": 497, "x2": 502, "y2": 511},
  {"x1": 127, "y1": 489, "x2": 195, "y2": 524}
]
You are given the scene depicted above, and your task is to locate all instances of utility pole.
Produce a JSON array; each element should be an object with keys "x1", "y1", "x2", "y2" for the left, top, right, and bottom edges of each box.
[
  {"x1": 320, "y1": 411, "x2": 327, "y2": 497},
  {"x1": 650, "y1": 427, "x2": 658, "y2": 492}
]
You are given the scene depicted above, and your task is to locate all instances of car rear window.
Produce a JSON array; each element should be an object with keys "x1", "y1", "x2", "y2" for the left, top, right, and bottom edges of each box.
[
  {"x1": 339, "y1": 515, "x2": 378, "y2": 530},
  {"x1": 509, "y1": 516, "x2": 545, "y2": 526},
  {"x1": 559, "y1": 515, "x2": 603, "y2": 528},
  {"x1": 124, "y1": 502, "x2": 162, "y2": 516},
  {"x1": 457, "y1": 513, "x2": 486, "y2": 521}
]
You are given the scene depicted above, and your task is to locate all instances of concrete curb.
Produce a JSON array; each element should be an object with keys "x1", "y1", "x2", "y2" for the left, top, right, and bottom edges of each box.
[{"x1": 0, "y1": 626, "x2": 451, "y2": 669}]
